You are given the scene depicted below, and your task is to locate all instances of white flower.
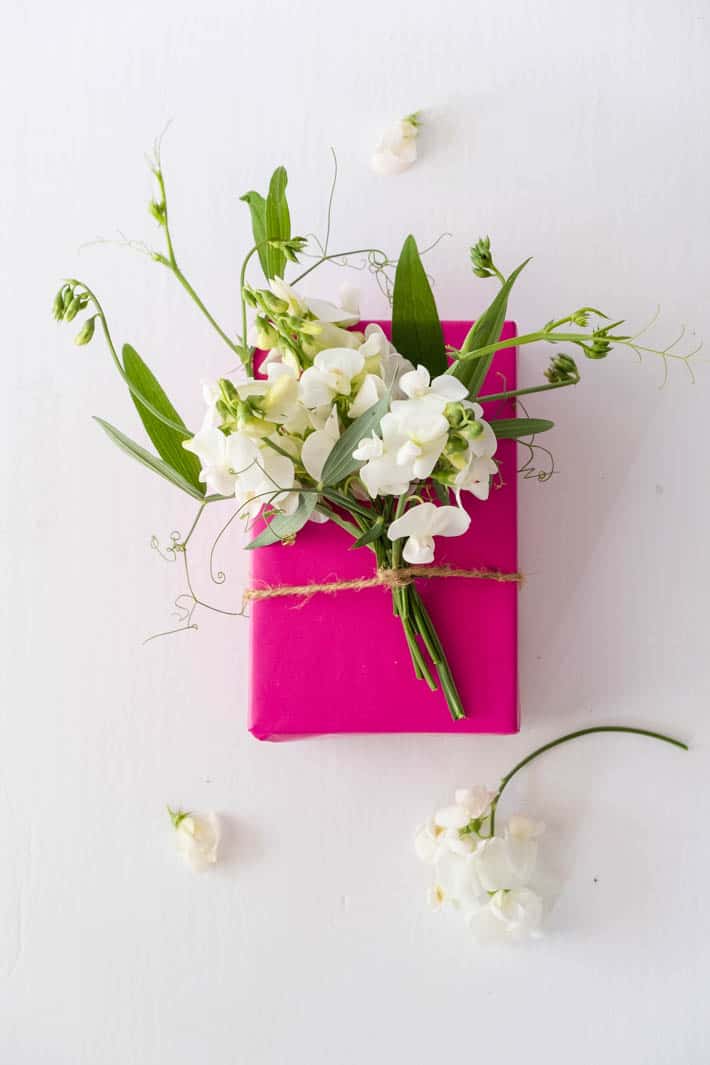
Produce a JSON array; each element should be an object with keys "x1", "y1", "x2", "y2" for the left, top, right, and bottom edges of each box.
[
  {"x1": 299, "y1": 347, "x2": 365, "y2": 409},
  {"x1": 183, "y1": 426, "x2": 239, "y2": 497},
  {"x1": 301, "y1": 407, "x2": 340, "y2": 481},
  {"x1": 462, "y1": 401, "x2": 498, "y2": 458},
  {"x1": 398, "y1": 365, "x2": 468, "y2": 408},
  {"x1": 352, "y1": 415, "x2": 412, "y2": 498},
  {"x1": 388, "y1": 401, "x2": 450, "y2": 479},
  {"x1": 455, "y1": 453, "x2": 498, "y2": 501},
  {"x1": 349, "y1": 373, "x2": 386, "y2": 418},
  {"x1": 228, "y1": 434, "x2": 298, "y2": 520},
  {"x1": 387, "y1": 501, "x2": 470, "y2": 564},
  {"x1": 270, "y1": 277, "x2": 306, "y2": 316},
  {"x1": 467, "y1": 887, "x2": 544, "y2": 943},
  {"x1": 169, "y1": 809, "x2": 220, "y2": 873},
  {"x1": 236, "y1": 363, "x2": 301, "y2": 425},
  {"x1": 371, "y1": 114, "x2": 420, "y2": 176},
  {"x1": 303, "y1": 283, "x2": 360, "y2": 326}
]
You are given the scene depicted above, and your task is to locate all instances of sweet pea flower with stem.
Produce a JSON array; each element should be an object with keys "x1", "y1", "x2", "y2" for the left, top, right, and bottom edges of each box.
[
  {"x1": 387, "y1": 500, "x2": 471, "y2": 564},
  {"x1": 416, "y1": 726, "x2": 689, "y2": 944}
]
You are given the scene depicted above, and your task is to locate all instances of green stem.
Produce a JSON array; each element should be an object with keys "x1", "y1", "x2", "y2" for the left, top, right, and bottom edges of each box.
[
  {"x1": 154, "y1": 168, "x2": 245, "y2": 365},
  {"x1": 290, "y1": 247, "x2": 390, "y2": 286},
  {"x1": 445, "y1": 329, "x2": 600, "y2": 373},
  {"x1": 478, "y1": 378, "x2": 578, "y2": 404},
  {"x1": 488, "y1": 726, "x2": 688, "y2": 835}
]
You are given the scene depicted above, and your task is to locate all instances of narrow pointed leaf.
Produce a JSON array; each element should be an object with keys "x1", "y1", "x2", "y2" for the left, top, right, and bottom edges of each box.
[
  {"x1": 490, "y1": 417, "x2": 554, "y2": 439},
  {"x1": 392, "y1": 235, "x2": 446, "y2": 377},
  {"x1": 264, "y1": 166, "x2": 291, "y2": 279},
  {"x1": 351, "y1": 516, "x2": 385, "y2": 549},
  {"x1": 93, "y1": 418, "x2": 206, "y2": 499},
  {"x1": 239, "y1": 190, "x2": 269, "y2": 277},
  {"x1": 453, "y1": 258, "x2": 531, "y2": 396},
  {"x1": 244, "y1": 493, "x2": 317, "y2": 548},
  {"x1": 320, "y1": 394, "x2": 389, "y2": 486},
  {"x1": 122, "y1": 344, "x2": 203, "y2": 493}
]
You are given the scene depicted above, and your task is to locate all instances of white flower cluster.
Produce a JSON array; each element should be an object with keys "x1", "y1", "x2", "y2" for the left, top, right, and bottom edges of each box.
[
  {"x1": 415, "y1": 787, "x2": 548, "y2": 943},
  {"x1": 184, "y1": 281, "x2": 498, "y2": 561}
]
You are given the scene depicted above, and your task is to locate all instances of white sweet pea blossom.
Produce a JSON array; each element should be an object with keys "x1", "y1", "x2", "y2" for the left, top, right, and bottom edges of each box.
[
  {"x1": 399, "y1": 365, "x2": 468, "y2": 408},
  {"x1": 183, "y1": 428, "x2": 296, "y2": 516},
  {"x1": 236, "y1": 363, "x2": 301, "y2": 425},
  {"x1": 303, "y1": 283, "x2": 360, "y2": 326},
  {"x1": 371, "y1": 114, "x2": 420, "y2": 176},
  {"x1": 387, "y1": 501, "x2": 470, "y2": 564},
  {"x1": 416, "y1": 787, "x2": 549, "y2": 944},
  {"x1": 299, "y1": 347, "x2": 365, "y2": 409},
  {"x1": 389, "y1": 401, "x2": 450, "y2": 479},
  {"x1": 301, "y1": 407, "x2": 340, "y2": 481},
  {"x1": 168, "y1": 809, "x2": 220, "y2": 873},
  {"x1": 349, "y1": 373, "x2": 386, "y2": 418},
  {"x1": 352, "y1": 415, "x2": 413, "y2": 498}
]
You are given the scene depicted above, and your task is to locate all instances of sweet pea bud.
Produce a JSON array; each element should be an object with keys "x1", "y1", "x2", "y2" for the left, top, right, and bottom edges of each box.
[
  {"x1": 218, "y1": 378, "x2": 239, "y2": 407},
  {"x1": 52, "y1": 286, "x2": 68, "y2": 320},
  {"x1": 545, "y1": 353, "x2": 579, "y2": 384},
  {"x1": 470, "y1": 236, "x2": 496, "y2": 279},
  {"x1": 460, "y1": 419, "x2": 485, "y2": 441},
  {"x1": 237, "y1": 409, "x2": 277, "y2": 438},
  {"x1": 253, "y1": 315, "x2": 279, "y2": 349},
  {"x1": 63, "y1": 293, "x2": 87, "y2": 322},
  {"x1": 149, "y1": 199, "x2": 166, "y2": 225},
  {"x1": 444, "y1": 401, "x2": 467, "y2": 428},
  {"x1": 260, "y1": 291, "x2": 288, "y2": 316},
  {"x1": 583, "y1": 329, "x2": 612, "y2": 359},
  {"x1": 242, "y1": 284, "x2": 258, "y2": 309},
  {"x1": 74, "y1": 315, "x2": 96, "y2": 346}
]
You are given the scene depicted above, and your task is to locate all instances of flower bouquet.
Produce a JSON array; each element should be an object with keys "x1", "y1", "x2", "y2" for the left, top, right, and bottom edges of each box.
[{"x1": 55, "y1": 150, "x2": 698, "y2": 732}]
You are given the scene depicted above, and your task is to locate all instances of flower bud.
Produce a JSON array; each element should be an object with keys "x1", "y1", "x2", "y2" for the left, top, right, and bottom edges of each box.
[
  {"x1": 545, "y1": 353, "x2": 579, "y2": 384},
  {"x1": 470, "y1": 236, "x2": 496, "y2": 278},
  {"x1": 444, "y1": 401, "x2": 467, "y2": 428},
  {"x1": 52, "y1": 288, "x2": 67, "y2": 320},
  {"x1": 460, "y1": 420, "x2": 484, "y2": 441},
  {"x1": 149, "y1": 199, "x2": 166, "y2": 225},
  {"x1": 63, "y1": 294, "x2": 84, "y2": 322},
  {"x1": 74, "y1": 315, "x2": 96, "y2": 346}
]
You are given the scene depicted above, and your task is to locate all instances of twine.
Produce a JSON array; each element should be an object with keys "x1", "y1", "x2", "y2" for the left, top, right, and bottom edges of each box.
[{"x1": 243, "y1": 564, "x2": 523, "y2": 604}]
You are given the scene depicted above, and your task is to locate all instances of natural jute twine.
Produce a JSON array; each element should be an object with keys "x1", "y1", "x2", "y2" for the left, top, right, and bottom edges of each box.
[{"x1": 243, "y1": 564, "x2": 523, "y2": 605}]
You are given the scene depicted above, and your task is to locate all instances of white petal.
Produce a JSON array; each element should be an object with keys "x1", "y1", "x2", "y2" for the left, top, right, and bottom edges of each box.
[
  {"x1": 349, "y1": 374, "x2": 385, "y2": 419},
  {"x1": 455, "y1": 786, "x2": 495, "y2": 819},
  {"x1": 403, "y1": 535, "x2": 434, "y2": 564},
  {"x1": 429, "y1": 504, "x2": 471, "y2": 538},
  {"x1": 430, "y1": 374, "x2": 468, "y2": 402},
  {"x1": 434, "y1": 804, "x2": 471, "y2": 830},
  {"x1": 299, "y1": 366, "x2": 334, "y2": 409},
  {"x1": 387, "y1": 501, "x2": 438, "y2": 541},
  {"x1": 314, "y1": 347, "x2": 365, "y2": 380},
  {"x1": 183, "y1": 426, "x2": 227, "y2": 468}
]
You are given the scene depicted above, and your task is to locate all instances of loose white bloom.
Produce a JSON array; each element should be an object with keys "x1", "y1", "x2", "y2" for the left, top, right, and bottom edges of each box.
[
  {"x1": 399, "y1": 365, "x2": 468, "y2": 408},
  {"x1": 416, "y1": 788, "x2": 550, "y2": 944},
  {"x1": 170, "y1": 810, "x2": 220, "y2": 873},
  {"x1": 387, "y1": 501, "x2": 470, "y2": 564},
  {"x1": 371, "y1": 114, "x2": 420, "y2": 176}
]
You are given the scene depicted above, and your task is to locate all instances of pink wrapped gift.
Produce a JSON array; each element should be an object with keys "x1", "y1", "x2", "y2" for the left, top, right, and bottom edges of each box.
[{"x1": 248, "y1": 321, "x2": 518, "y2": 740}]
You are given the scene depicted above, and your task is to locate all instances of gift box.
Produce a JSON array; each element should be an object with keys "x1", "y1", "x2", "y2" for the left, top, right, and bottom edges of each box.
[{"x1": 248, "y1": 321, "x2": 518, "y2": 740}]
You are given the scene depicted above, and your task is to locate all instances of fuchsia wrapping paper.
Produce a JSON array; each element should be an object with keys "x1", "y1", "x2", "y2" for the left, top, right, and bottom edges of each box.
[{"x1": 248, "y1": 321, "x2": 518, "y2": 740}]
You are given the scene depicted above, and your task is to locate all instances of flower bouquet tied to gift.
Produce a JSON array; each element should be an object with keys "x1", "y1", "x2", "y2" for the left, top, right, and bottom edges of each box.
[{"x1": 54, "y1": 145, "x2": 701, "y2": 724}]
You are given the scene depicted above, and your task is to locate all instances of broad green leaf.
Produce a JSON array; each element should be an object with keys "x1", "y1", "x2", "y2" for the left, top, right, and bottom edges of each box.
[
  {"x1": 122, "y1": 344, "x2": 203, "y2": 494},
  {"x1": 490, "y1": 417, "x2": 554, "y2": 439},
  {"x1": 351, "y1": 516, "x2": 385, "y2": 549},
  {"x1": 391, "y1": 235, "x2": 446, "y2": 377},
  {"x1": 239, "y1": 190, "x2": 269, "y2": 277},
  {"x1": 264, "y1": 166, "x2": 291, "y2": 279},
  {"x1": 452, "y1": 258, "x2": 531, "y2": 395},
  {"x1": 320, "y1": 394, "x2": 389, "y2": 486},
  {"x1": 93, "y1": 418, "x2": 206, "y2": 500},
  {"x1": 244, "y1": 493, "x2": 317, "y2": 549}
]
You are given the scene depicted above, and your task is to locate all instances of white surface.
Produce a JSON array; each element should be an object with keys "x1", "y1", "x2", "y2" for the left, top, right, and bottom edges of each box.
[{"x1": 2, "y1": 2, "x2": 709, "y2": 1062}]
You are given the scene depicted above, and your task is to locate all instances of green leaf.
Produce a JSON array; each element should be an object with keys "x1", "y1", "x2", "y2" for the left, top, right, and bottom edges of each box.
[
  {"x1": 490, "y1": 417, "x2": 554, "y2": 439},
  {"x1": 452, "y1": 258, "x2": 531, "y2": 396},
  {"x1": 244, "y1": 493, "x2": 317, "y2": 549},
  {"x1": 391, "y1": 235, "x2": 446, "y2": 377},
  {"x1": 264, "y1": 166, "x2": 291, "y2": 279},
  {"x1": 320, "y1": 393, "x2": 390, "y2": 486},
  {"x1": 239, "y1": 190, "x2": 269, "y2": 277},
  {"x1": 351, "y1": 516, "x2": 385, "y2": 549},
  {"x1": 240, "y1": 166, "x2": 291, "y2": 280},
  {"x1": 122, "y1": 344, "x2": 203, "y2": 494},
  {"x1": 93, "y1": 418, "x2": 206, "y2": 500}
]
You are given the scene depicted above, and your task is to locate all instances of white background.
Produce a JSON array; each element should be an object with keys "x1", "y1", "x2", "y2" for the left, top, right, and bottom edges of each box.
[{"x1": 2, "y1": 2, "x2": 709, "y2": 1062}]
